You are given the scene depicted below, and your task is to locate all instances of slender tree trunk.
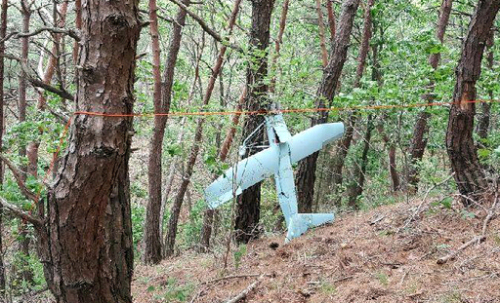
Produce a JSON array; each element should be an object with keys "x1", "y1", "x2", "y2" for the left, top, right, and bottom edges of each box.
[
  {"x1": 377, "y1": 122, "x2": 401, "y2": 191},
  {"x1": 477, "y1": 30, "x2": 493, "y2": 142},
  {"x1": 330, "y1": 0, "x2": 374, "y2": 204},
  {"x1": 143, "y1": 0, "x2": 165, "y2": 265},
  {"x1": 316, "y1": 0, "x2": 329, "y2": 67},
  {"x1": 37, "y1": 1, "x2": 141, "y2": 301},
  {"x1": 164, "y1": 0, "x2": 242, "y2": 256},
  {"x1": 347, "y1": 114, "x2": 373, "y2": 207},
  {"x1": 234, "y1": 0, "x2": 275, "y2": 244},
  {"x1": 73, "y1": 0, "x2": 82, "y2": 63},
  {"x1": 408, "y1": 0, "x2": 453, "y2": 192},
  {"x1": 144, "y1": 0, "x2": 189, "y2": 264},
  {"x1": 198, "y1": 89, "x2": 245, "y2": 252},
  {"x1": 0, "y1": 0, "x2": 7, "y2": 296},
  {"x1": 18, "y1": 0, "x2": 33, "y2": 285},
  {"x1": 295, "y1": 0, "x2": 361, "y2": 213},
  {"x1": 269, "y1": 0, "x2": 289, "y2": 94},
  {"x1": 326, "y1": 0, "x2": 336, "y2": 42},
  {"x1": 446, "y1": 0, "x2": 499, "y2": 204},
  {"x1": 27, "y1": 1, "x2": 68, "y2": 196}
]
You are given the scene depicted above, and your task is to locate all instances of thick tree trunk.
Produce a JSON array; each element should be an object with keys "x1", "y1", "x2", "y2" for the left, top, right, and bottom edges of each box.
[
  {"x1": 446, "y1": 0, "x2": 499, "y2": 205},
  {"x1": 164, "y1": 0, "x2": 242, "y2": 256},
  {"x1": 234, "y1": 0, "x2": 275, "y2": 244},
  {"x1": 0, "y1": 0, "x2": 7, "y2": 296},
  {"x1": 408, "y1": 0, "x2": 453, "y2": 192},
  {"x1": 37, "y1": 1, "x2": 141, "y2": 302},
  {"x1": 144, "y1": 0, "x2": 188, "y2": 264},
  {"x1": 295, "y1": 0, "x2": 360, "y2": 213},
  {"x1": 329, "y1": 0, "x2": 373, "y2": 202}
]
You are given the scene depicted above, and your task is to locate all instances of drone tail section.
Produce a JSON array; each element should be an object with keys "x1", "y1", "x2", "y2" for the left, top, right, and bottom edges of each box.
[{"x1": 285, "y1": 213, "x2": 335, "y2": 243}]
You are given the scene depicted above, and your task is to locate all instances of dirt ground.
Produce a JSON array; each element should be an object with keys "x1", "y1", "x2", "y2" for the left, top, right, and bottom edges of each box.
[{"x1": 132, "y1": 196, "x2": 500, "y2": 303}]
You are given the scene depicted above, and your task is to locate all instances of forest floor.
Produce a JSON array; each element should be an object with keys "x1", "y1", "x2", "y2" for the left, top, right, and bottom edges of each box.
[{"x1": 132, "y1": 195, "x2": 500, "y2": 303}]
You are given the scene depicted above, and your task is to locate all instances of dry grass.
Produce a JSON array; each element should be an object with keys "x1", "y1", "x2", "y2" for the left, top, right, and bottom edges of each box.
[{"x1": 132, "y1": 197, "x2": 500, "y2": 303}]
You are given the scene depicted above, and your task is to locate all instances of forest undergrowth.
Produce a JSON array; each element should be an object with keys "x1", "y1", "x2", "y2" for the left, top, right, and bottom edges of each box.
[{"x1": 126, "y1": 191, "x2": 500, "y2": 303}]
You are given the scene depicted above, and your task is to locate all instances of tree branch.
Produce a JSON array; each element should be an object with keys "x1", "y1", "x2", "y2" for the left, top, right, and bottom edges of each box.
[
  {"x1": 3, "y1": 53, "x2": 74, "y2": 100},
  {"x1": 0, "y1": 154, "x2": 38, "y2": 202},
  {"x1": 167, "y1": 0, "x2": 242, "y2": 52},
  {"x1": 0, "y1": 27, "x2": 80, "y2": 44},
  {"x1": 0, "y1": 197, "x2": 43, "y2": 230}
]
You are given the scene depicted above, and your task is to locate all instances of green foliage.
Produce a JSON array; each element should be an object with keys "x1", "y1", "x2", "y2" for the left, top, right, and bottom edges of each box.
[
  {"x1": 233, "y1": 244, "x2": 246, "y2": 270},
  {"x1": 132, "y1": 204, "x2": 146, "y2": 258},
  {"x1": 160, "y1": 278, "x2": 194, "y2": 303}
]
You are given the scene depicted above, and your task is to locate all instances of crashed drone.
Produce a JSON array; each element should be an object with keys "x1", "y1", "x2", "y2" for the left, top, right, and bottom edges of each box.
[{"x1": 205, "y1": 114, "x2": 344, "y2": 243}]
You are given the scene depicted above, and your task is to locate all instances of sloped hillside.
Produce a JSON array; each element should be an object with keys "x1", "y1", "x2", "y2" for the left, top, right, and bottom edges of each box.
[{"x1": 132, "y1": 196, "x2": 500, "y2": 303}]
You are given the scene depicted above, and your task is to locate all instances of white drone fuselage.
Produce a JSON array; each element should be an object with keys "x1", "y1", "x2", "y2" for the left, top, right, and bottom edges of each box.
[{"x1": 205, "y1": 114, "x2": 344, "y2": 242}]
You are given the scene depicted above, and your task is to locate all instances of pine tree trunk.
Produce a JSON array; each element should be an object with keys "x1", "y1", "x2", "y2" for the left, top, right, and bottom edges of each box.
[
  {"x1": 144, "y1": 0, "x2": 189, "y2": 264},
  {"x1": 347, "y1": 115, "x2": 373, "y2": 208},
  {"x1": 18, "y1": 0, "x2": 33, "y2": 285},
  {"x1": 164, "y1": 0, "x2": 242, "y2": 256},
  {"x1": 0, "y1": 0, "x2": 7, "y2": 296},
  {"x1": 37, "y1": 1, "x2": 141, "y2": 301},
  {"x1": 329, "y1": 0, "x2": 373, "y2": 203},
  {"x1": 408, "y1": 0, "x2": 453, "y2": 192},
  {"x1": 199, "y1": 89, "x2": 245, "y2": 252},
  {"x1": 234, "y1": 0, "x2": 275, "y2": 244},
  {"x1": 446, "y1": 0, "x2": 499, "y2": 205},
  {"x1": 295, "y1": 0, "x2": 360, "y2": 212}
]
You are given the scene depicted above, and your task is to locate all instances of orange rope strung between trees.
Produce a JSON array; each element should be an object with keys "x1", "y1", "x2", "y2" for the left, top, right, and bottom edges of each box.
[
  {"x1": 72, "y1": 99, "x2": 497, "y2": 118},
  {"x1": 31, "y1": 98, "x2": 497, "y2": 204}
]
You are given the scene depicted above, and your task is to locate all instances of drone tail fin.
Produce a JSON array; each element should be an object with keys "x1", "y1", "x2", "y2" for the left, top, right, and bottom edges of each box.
[{"x1": 285, "y1": 213, "x2": 335, "y2": 243}]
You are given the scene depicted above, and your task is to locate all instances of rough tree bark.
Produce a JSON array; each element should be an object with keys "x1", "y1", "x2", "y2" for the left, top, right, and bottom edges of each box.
[
  {"x1": 446, "y1": 0, "x2": 500, "y2": 204},
  {"x1": 144, "y1": 0, "x2": 189, "y2": 264},
  {"x1": 234, "y1": 0, "x2": 275, "y2": 244},
  {"x1": 295, "y1": 0, "x2": 361, "y2": 213},
  {"x1": 330, "y1": 0, "x2": 374, "y2": 204},
  {"x1": 37, "y1": 1, "x2": 141, "y2": 302},
  {"x1": 0, "y1": 0, "x2": 7, "y2": 296},
  {"x1": 164, "y1": 0, "x2": 242, "y2": 257},
  {"x1": 408, "y1": 0, "x2": 453, "y2": 192}
]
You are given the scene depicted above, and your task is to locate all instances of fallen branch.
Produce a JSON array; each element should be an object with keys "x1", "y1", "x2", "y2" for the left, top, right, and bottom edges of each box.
[
  {"x1": 436, "y1": 236, "x2": 485, "y2": 264},
  {"x1": 0, "y1": 154, "x2": 38, "y2": 201},
  {"x1": 205, "y1": 274, "x2": 261, "y2": 285},
  {"x1": 0, "y1": 197, "x2": 43, "y2": 230},
  {"x1": 224, "y1": 275, "x2": 263, "y2": 303},
  {"x1": 437, "y1": 192, "x2": 498, "y2": 265},
  {"x1": 401, "y1": 173, "x2": 455, "y2": 230}
]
